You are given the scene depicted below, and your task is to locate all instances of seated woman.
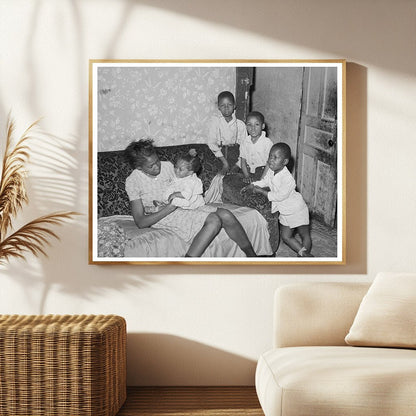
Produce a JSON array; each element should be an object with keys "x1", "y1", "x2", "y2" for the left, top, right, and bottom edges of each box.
[{"x1": 124, "y1": 139, "x2": 259, "y2": 257}]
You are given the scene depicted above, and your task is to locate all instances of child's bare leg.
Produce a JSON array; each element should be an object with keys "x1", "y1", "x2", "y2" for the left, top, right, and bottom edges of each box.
[
  {"x1": 297, "y1": 225, "x2": 312, "y2": 252},
  {"x1": 186, "y1": 213, "x2": 222, "y2": 257},
  {"x1": 281, "y1": 225, "x2": 303, "y2": 254},
  {"x1": 216, "y1": 208, "x2": 257, "y2": 257}
]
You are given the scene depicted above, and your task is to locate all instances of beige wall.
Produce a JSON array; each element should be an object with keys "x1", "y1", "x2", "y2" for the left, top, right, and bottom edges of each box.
[{"x1": 0, "y1": 0, "x2": 415, "y2": 385}]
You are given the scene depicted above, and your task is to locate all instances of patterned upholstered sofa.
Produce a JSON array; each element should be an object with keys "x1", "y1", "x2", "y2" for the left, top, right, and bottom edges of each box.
[{"x1": 97, "y1": 143, "x2": 280, "y2": 258}]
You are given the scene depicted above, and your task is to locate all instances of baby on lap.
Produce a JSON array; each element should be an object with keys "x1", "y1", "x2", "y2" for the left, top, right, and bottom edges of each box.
[{"x1": 154, "y1": 150, "x2": 205, "y2": 210}]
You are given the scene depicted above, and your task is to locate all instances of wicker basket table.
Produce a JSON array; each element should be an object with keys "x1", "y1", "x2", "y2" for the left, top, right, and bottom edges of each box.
[{"x1": 0, "y1": 314, "x2": 126, "y2": 416}]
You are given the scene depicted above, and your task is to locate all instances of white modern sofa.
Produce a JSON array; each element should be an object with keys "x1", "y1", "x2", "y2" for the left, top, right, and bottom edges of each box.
[{"x1": 256, "y1": 276, "x2": 416, "y2": 416}]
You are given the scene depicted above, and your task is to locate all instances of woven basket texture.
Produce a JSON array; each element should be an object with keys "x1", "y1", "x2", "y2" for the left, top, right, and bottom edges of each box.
[{"x1": 0, "y1": 314, "x2": 126, "y2": 416}]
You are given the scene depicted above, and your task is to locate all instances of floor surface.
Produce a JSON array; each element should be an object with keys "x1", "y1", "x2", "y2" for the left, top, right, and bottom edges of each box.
[
  {"x1": 116, "y1": 386, "x2": 264, "y2": 416},
  {"x1": 275, "y1": 217, "x2": 338, "y2": 258}
]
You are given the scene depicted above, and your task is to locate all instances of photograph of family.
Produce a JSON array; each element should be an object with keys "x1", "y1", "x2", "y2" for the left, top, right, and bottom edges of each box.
[{"x1": 90, "y1": 61, "x2": 344, "y2": 264}]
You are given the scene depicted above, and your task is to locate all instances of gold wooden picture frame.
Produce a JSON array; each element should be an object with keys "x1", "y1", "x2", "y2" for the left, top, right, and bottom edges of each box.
[{"x1": 89, "y1": 60, "x2": 345, "y2": 265}]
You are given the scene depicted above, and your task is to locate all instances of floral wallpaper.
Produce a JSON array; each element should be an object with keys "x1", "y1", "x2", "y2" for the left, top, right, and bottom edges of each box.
[{"x1": 97, "y1": 66, "x2": 236, "y2": 151}]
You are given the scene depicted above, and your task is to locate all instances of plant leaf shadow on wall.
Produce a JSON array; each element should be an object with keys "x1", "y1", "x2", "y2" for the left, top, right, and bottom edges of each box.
[
  {"x1": 133, "y1": 0, "x2": 413, "y2": 76},
  {"x1": 91, "y1": 0, "x2": 370, "y2": 273},
  {"x1": 0, "y1": 120, "x2": 147, "y2": 314},
  {"x1": 1, "y1": 0, "x2": 372, "y2": 282}
]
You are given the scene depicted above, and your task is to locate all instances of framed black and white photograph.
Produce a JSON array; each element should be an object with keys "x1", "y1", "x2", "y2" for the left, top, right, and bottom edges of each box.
[{"x1": 89, "y1": 60, "x2": 345, "y2": 265}]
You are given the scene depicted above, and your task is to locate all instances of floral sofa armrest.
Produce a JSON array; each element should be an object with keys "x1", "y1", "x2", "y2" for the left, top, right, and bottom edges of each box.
[
  {"x1": 97, "y1": 217, "x2": 128, "y2": 258},
  {"x1": 222, "y1": 172, "x2": 280, "y2": 253},
  {"x1": 97, "y1": 215, "x2": 189, "y2": 258}
]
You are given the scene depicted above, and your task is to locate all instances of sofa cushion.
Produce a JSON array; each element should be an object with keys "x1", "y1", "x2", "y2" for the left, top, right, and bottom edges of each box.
[
  {"x1": 222, "y1": 168, "x2": 269, "y2": 210},
  {"x1": 222, "y1": 169, "x2": 280, "y2": 252},
  {"x1": 97, "y1": 150, "x2": 132, "y2": 217},
  {"x1": 274, "y1": 283, "x2": 370, "y2": 348},
  {"x1": 345, "y1": 272, "x2": 416, "y2": 348},
  {"x1": 256, "y1": 346, "x2": 416, "y2": 416},
  {"x1": 96, "y1": 143, "x2": 280, "y2": 253},
  {"x1": 97, "y1": 205, "x2": 273, "y2": 259}
]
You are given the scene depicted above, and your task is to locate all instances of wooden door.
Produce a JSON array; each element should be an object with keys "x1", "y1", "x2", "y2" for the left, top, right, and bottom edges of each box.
[
  {"x1": 235, "y1": 67, "x2": 254, "y2": 121},
  {"x1": 296, "y1": 67, "x2": 338, "y2": 227}
]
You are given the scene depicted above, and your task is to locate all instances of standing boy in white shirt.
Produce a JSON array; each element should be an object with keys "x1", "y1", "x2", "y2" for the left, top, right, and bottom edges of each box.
[{"x1": 207, "y1": 91, "x2": 247, "y2": 174}]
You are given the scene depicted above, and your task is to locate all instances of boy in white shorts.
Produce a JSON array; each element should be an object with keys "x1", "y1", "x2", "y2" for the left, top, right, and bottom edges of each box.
[{"x1": 242, "y1": 142, "x2": 313, "y2": 257}]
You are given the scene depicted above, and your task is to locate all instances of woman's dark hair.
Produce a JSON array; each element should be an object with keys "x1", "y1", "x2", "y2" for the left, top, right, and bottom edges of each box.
[
  {"x1": 124, "y1": 139, "x2": 156, "y2": 169},
  {"x1": 176, "y1": 151, "x2": 202, "y2": 175}
]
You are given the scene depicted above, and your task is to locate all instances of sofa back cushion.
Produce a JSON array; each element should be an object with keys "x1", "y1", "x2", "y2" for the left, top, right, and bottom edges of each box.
[
  {"x1": 274, "y1": 282, "x2": 370, "y2": 348},
  {"x1": 345, "y1": 272, "x2": 416, "y2": 348}
]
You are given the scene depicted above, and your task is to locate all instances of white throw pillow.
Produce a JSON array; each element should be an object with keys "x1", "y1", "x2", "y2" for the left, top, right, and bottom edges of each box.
[{"x1": 345, "y1": 272, "x2": 416, "y2": 348}]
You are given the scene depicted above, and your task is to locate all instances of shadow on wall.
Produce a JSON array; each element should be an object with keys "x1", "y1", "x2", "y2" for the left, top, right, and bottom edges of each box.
[
  {"x1": 345, "y1": 63, "x2": 367, "y2": 275},
  {"x1": 133, "y1": 0, "x2": 413, "y2": 76},
  {"x1": 129, "y1": 63, "x2": 367, "y2": 275},
  {"x1": 93, "y1": 0, "x2": 371, "y2": 274},
  {"x1": 0, "y1": 1, "x2": 91, "y2": 308},
  {"x1": 126, "y1": 333, "x2": 257, "y2": 386},
  {"x1": 23, "y1": 0, "x2": 88, "y2": 212},
  {"x1": 0, "y1": 62, "x2": 368, "y2": 298},
  {"x1": 0, "y1": 1, "x2": 369, "y2": 288},
  {"x1": 0, "y1": 126, "x2": 143, "y2": 313},
  {"x1": 1, "y1": 258, "x2": 148, "y2": 315}
]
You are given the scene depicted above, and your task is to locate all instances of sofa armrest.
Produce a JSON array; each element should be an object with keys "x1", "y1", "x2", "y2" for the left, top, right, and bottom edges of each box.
[
  {"x1": 97, "y1": 217, "x2": 128, "y2": 257},
  {"x1": 273, "y1": 282, "x2": 370, "y2": 348}
]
